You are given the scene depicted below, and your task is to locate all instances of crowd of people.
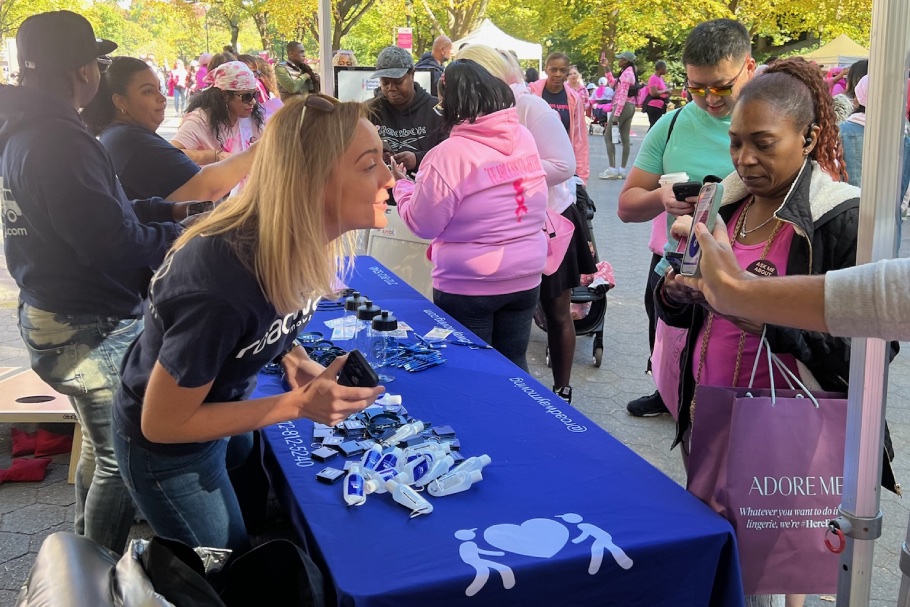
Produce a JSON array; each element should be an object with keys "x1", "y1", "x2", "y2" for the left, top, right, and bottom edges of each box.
[{"x1": 3, "y1": 8, "x2": 910, "y2": 606}]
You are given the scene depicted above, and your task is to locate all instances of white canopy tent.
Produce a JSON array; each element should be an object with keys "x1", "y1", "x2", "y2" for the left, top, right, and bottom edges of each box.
[
  {"x1": 453, "y1": 19, "x2": 543, "y2": 71},
  {"x1": 802, "y1": 33, "x2": 869, "y2": 68}
]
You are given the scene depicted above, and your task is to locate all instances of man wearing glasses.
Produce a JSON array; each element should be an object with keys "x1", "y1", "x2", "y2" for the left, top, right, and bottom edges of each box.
[
  {"x1": 0, "y1": 11, "x2": 186, "y2": 552},
  {"x1": 616, "y1": 19, "x2": 756, "y2": 418}
]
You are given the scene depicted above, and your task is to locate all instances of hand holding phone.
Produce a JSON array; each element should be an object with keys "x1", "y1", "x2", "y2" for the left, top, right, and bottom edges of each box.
[
  {"x1": 680, "y1": 182, "x2": 724, "y2": 277},
  {"x1": 337, "y1": 350, "x2": 380, "y2": 388}
]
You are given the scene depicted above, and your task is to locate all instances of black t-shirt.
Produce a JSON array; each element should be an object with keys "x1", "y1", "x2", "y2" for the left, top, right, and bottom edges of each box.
[
  {"x1": 100, "y1": 122, "x2": 200, "y2": 200},
  {"x1": 541, "y1": 86, "x2": 571, "y2": 134},
  {"x1": 113, "y1": 233, "x2": 316, "y2": 455}
]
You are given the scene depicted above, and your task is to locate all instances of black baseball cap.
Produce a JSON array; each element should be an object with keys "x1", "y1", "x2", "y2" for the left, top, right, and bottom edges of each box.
[{"x1": 17, "y1": 11, "x2": 117, "y2": 73}]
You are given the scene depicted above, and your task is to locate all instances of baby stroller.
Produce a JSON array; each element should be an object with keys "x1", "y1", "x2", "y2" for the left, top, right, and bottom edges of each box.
[{"x1": 534, "y1": 185, "x2": 613, "y2": 367}]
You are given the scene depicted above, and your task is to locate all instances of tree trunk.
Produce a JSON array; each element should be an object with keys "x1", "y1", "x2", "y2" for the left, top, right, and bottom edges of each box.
[
  {"x1": 230, "y1": 18, "x2": 240, "y2": 52},
  {"x1": 253, "y1": 11, "x2": 271, "y2": 53}
]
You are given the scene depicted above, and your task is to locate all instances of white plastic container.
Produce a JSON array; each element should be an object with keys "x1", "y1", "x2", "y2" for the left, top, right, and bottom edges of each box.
[
  {"x1": 343, "y1": 463, "x2": 366, "y2": 506},
  {"x1": 386, "y1": 479, "x2": 433, "y2": 518},
  {"x1": 427, "y1": 470, "x2": 483, "y2": 497}
]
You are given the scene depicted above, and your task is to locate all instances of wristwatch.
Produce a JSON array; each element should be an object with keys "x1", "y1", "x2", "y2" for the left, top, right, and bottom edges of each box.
[{"x1": 186, "y1": 201, "x2": 215, "y2": 217}]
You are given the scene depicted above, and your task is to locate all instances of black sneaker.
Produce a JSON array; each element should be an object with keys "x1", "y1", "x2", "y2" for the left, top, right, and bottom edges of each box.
[
  {"x1": 554, "y1": 386, "x2": 573, "y2": 404},
  {"x1": 626, "y1": 390, "x2": 669, "y2": 417}
]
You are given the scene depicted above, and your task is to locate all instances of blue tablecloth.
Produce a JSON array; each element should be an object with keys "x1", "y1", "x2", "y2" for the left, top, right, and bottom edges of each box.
[{"x1": 256, "y1": 257, "x2": 744, "y2": 606}]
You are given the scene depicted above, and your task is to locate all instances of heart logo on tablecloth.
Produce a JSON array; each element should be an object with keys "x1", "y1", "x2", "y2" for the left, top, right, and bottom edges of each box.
[{"x1": 483, "y1": 518, "x2": 569, "y2": 558}]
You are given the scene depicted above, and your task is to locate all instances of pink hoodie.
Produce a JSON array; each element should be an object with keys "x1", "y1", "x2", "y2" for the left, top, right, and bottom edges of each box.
[
  {"x1": 395, "y1": 108, "x2": 548, "y2": 296},
  {"x1": 528, "y1": 79, "x2": 590, "y2": 183}
]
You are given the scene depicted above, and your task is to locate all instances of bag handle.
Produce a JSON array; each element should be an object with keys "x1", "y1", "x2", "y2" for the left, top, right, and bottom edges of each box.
[{"x1": 746, "y1": 330, "x2": 820, "y2": 407}]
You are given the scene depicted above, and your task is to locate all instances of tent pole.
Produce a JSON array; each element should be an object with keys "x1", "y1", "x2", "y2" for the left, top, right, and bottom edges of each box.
[
  {"x1": 318, "y1": 0, "x2": 334, "y2": 96},
  {"x1": 832, "y1": 0, "x2": 910, "y2": 604}
]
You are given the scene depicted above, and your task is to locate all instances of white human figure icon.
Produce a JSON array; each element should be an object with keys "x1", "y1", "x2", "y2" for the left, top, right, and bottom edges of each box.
[
  {"x1": 455, "y1": 528, "x2": 516, "y2": 596},
  {"x1": 557, "y1": 513, "x2": 633, "y2": 574}
]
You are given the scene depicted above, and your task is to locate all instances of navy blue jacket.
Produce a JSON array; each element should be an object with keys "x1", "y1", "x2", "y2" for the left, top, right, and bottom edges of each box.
[{"x1": 0, "y1": 85, "x2": 181, "y2": 317}]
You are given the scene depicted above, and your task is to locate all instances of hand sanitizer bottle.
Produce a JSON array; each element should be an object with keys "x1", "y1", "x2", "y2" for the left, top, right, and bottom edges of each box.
[
  {"x1": 427, "y1": 470, "x2": 483, "y2": 497},
  {"x1": 381, "y1": 421, "x2": 425, "y2": 447},
  {"x1": 413, "y1": 454, "x2": 454, "y2": 487},
  {"x1": 399, "y1": 453, "x2": 431, "y2": 485},
  {"x1": 451, "y1": 454, "x2": 492, "y2": 476},
  {"x1": 360, "y1": 443, "x2": 384, "y2": 472},
  {"x1": 343, "y1": 463, "x2": 367, "y2": 506},
  {"x1": 375, "y1": 447, "x2": 403, "y2": 473},
  {"x1": 363, "y1": 466, "x2": 398, "y2": 494},
  {"x1": 386, "y1": 478, "x2": 433, "y2": 518}
]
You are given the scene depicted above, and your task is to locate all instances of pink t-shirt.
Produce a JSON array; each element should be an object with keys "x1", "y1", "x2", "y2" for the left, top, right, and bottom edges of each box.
[
  {"x1": 195, "y1": 66, "x2": 208, "y2": 91},
  {"x1": 171, "y1": 109, "x2": 262, "y2": 154},
  {"x1": 694, "y1": 204, "x2": 800, "y2": 388},
  {"x1": 647, "y1": 74, "x2": 668, "y2": 108}
]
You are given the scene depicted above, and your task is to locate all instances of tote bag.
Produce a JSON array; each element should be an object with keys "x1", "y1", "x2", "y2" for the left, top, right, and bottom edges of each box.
[
  {"x1": 687, "y1": 339, "x2": 846, "y2": 595},
  {"x1": 542, "y1": 208, "x2": 574, "y2": 276}
]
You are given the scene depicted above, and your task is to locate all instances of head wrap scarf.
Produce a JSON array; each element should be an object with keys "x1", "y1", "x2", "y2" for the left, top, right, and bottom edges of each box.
[{"x1": 203, "y1": 61, "x2": 258, "y2": 91}]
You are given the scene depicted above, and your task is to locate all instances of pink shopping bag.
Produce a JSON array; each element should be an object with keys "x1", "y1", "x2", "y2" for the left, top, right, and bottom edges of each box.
[
  {"x1": 687, "y1": 384, "x2": 847, "y2": 595},
  {"x1": 650, "y1": 319, "x2": 686, "y2": 420}
]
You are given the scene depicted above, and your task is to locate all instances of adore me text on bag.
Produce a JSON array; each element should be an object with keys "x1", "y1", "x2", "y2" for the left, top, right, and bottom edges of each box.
[{"x1": 687, "y1": 344, "x2": 846, "y2": 595}]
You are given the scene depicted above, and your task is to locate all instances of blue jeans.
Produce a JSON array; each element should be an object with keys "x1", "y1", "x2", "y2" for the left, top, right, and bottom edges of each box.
[
  {"x1": 18, "y1": 301, "x2": 141, "y2": 553},
  {"x1": 114, "y1": 426, "x2": 253, "y2": 551},
  {"x1": 433, "y1": 286, "x2": 540, "y2": 372},
  {"x1": 173, "y1": 86, "x2": 186, "y2": 114}
]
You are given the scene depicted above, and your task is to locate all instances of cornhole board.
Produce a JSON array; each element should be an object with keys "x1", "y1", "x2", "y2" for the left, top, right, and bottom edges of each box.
[{"x1": 0, "y1": 367, "x2": 81, "y2": 484}]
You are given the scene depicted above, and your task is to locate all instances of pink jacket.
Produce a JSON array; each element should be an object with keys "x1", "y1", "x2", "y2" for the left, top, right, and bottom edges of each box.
[
  {"x1": 395, "y1": 108, "x2": 548, "y2": 296},
  {"x1": 528, "y1": 79, "x2": 589, "y2": 183}
]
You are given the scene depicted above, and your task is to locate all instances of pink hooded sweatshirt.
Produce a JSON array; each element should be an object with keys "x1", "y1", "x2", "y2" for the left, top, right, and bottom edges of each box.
[
  {"x1": 528, "y1": 79, "x2": 590, "y2": 183},
  {"x1": 395, "y1": 108, "x2": 548, "y2": 296}
]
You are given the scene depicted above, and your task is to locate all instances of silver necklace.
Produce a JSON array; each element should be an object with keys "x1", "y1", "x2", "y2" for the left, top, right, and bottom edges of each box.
[{"x1": 739, "y1": 200, "x2": 778, "y2": 238}]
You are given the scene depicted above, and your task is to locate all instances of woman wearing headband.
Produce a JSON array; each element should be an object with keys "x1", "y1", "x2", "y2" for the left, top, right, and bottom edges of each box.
[{"x1": 171, "y1": 61, "x2": 265, "y2": 166}]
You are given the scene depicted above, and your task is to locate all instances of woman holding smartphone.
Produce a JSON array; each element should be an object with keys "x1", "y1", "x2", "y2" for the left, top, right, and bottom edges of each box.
[
  {"x1": 112, "y1": 96, "x2": 388, "y2": 552},
  {"x1": 655, "y1": 57, "x2": 898, "y2": 606}
]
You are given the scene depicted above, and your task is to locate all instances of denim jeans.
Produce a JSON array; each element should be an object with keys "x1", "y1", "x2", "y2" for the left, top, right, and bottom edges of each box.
[
  {"x1": 433, "y1": 286, "x2": 540, "y2": 372},
  {"x1": 17, "y1": 301, "x2": 141, "y2": 553},
  {"x1": 114, "y1": 426, "x2": 253, "y2": 551},
  {"x1": 173, "y1": 86, "x2": 186, "y2": 114}
]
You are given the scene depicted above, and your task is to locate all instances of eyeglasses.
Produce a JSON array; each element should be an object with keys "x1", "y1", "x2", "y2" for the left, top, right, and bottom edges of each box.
[
  {"x1": 230, "y1": 92, "x2": 258, "y2": 104},
  {"x1": 686, "y1": 59, "x2": 749, "y2": 97},
  {"x1": 97, "y1": 55, "x2": 112, "y2": 74}
]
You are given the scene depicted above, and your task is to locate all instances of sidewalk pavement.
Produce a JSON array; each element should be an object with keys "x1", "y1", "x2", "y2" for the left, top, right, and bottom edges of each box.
[{"x1": 1, "y1": 108, "x2": 910, "y2": 606}]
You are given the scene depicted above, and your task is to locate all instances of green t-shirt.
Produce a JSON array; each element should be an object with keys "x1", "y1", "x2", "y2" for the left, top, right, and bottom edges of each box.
[{"x1": 633, "y1": 102, "x2": 734, "y2": 273}]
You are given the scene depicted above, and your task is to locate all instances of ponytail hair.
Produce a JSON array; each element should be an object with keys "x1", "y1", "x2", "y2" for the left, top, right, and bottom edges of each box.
[
  {"x1": 81, "y1": 57, "x2": 152, "y2": 136},
  {"x1": 740, "y1": 56, "x2": 847, "y2": 181}
]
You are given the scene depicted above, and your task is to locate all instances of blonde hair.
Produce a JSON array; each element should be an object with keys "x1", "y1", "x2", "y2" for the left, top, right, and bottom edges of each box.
[
  {"x1": 172, "y1": 95, "x2": 365, "y2": 314},
  {"x1": 456, "y1": 45, "x2": 521, "y2": 85}
]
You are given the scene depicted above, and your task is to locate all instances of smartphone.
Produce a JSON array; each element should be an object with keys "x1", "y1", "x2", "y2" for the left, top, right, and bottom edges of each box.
[
  {"x1": 671, "y1": 181, "x2": 702, "y2": 202},
  {"x1": 679, "y1": 182, "x2": 724, "y2": 277},
  {"x1": 337, "y1": 350, "x2": 380, "y2": 388},
  {"x1": 665, "y1": 251, "x2": 683, "y2": 273}
]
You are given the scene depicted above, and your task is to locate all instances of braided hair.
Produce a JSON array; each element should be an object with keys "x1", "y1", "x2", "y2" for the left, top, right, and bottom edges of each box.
[{"x1": 738, "y1": 57, "x2": 847, "y2": 181}]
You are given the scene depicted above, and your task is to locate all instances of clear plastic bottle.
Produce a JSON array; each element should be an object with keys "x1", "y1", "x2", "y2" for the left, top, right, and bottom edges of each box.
[
  {"x1": 370, "y1": 310, "x2": 398, "y2": 371},
  {"x1": 413, "y1": 454, "x2": 455, "y2": 487},
  {"x1": 353, "y1": 301, "x2": 381, "y2": 358},
  {"x1": 343, "y1": 463, "x2": 367, "y2": 506},
  {"x1": 342, "y1": 291, "x2": 365, "y2": 337},
  {"x1": 427, "y1": 470, "x2": 483, "y2": 497},
  {"x1": 386, "y1": 478, "x2": 434, "y2": 518}
]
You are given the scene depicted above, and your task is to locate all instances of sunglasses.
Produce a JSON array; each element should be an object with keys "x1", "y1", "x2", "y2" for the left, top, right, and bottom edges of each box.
[
  {"x1": 230, "y1": 91, "x2": 258, "y2": 104},
  {"x1": 297, "y1": 94, "x2": 339, "y2": 130},
  {"x1": 686, "y1": 59, "x2": 748, "y2": 97},
  {"x1": 97, "y1": 55, "x2": 112, "y2": 74}
]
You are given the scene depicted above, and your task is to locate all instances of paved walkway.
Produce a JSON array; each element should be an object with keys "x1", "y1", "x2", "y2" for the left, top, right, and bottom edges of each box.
[{"x1": 1, "y1": 108, "x2": 909, "y2": 606}]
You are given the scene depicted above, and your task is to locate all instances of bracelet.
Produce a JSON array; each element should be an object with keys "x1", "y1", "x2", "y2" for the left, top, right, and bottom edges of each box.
[{"x1": 272, "y1": 339, "x2": 301, "y2": 365}]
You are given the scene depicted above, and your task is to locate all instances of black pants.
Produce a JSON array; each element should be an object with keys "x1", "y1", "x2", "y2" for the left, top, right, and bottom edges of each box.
[
  {"x1": 644, "y1": 252, "x2": 662, "y2": 373},
  {"x1": 644, "y1": 104, "x2": 666, "y2": 130}
]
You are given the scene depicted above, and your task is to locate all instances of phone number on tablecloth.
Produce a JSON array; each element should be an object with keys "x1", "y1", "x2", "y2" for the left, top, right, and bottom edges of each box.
[{"x1": 276, "y1": 421, "x2": 314, "y2": 467}]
